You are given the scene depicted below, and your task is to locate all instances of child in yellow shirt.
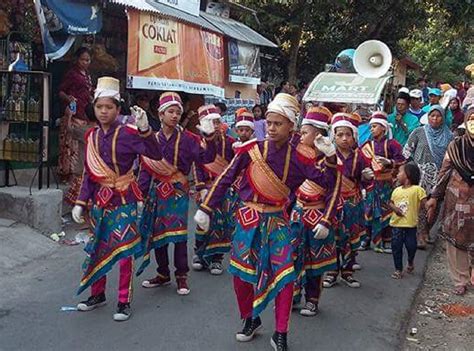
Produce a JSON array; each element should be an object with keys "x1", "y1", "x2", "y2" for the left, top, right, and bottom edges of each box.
[{"x1": 389, "y1": 162, "x2": 427, "y2": 279}]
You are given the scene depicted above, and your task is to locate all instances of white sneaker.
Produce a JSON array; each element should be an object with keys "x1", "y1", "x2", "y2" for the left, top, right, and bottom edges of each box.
[
  {"x1": 352, "y1": 263, "x2": 361, "y2": 270},
  {"x1": 300, "y1": 302, "x2": 318, "y2": 317},
  {"x1": 209, "y1": 262, "x2": 223, "y2": 275},
  {"x1": 341, "y1": 275, "x2": 361, "y2": 288},
  {"x1": 192, "y1": 255, "x2": 204, "y2": 270}
]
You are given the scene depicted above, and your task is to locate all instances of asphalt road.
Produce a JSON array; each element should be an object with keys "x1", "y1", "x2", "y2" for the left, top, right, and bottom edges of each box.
[{"x1": 0, "y1": 210, "x2": 429, "y2": 351}]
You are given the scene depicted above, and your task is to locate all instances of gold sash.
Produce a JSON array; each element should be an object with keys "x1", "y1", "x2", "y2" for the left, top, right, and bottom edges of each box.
[
  {"x1": 85, "y1": 128, "x2": 135, "y2": 192},
  {"x1": 203, "y1": 154, "x2": 229, "y2": 177},
  {"x1": 142, "y1": 157, "x2": 188, "y2": 188},
  {"x1": 341, "y1": 175, "x2": 359, "y2": 198},
  {"x1": 296, "y1": 179, "x2": 326, "y2": 202},
  {"x1": 247, "y1": 143, "x2": 290, "y2": 203}
]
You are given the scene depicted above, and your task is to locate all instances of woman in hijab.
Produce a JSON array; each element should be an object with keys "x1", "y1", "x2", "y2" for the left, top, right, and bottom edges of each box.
[
  {"x1": 426, "y1": 107, "x2": 474, "y2": 295},
  {"x1": 449, "y1": 97, "x2": 465, "y2": 131},
  {"x1": 403, "y1": 105, "x2": 453, "y2": 248}
]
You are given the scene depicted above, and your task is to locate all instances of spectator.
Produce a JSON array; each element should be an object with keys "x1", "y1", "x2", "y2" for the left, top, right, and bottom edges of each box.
[
  {"x1": 275, "y1": 80, "x2": 290, "y2": 95},
  {"x1": 409, "y1": 89, "x2": 424, "y2": 119},
  {"x1": 388, "y1": 92, "x2": 419, "y2": 146},
  {"x1": 417, "y1": 78, "x2": 429, "y2": 104},
  {"x1": 252, "y1": 104, "x2": 267, "y2": 141},
  {"x1": 449, "y1": 97, "x2": 465, "y2": 130},
  {"x1": 426, "y1": 107, "x2": 474, "y2": 296},
  {"x1": 403, "y1": 105, "x2": 453, "y2": 248}
]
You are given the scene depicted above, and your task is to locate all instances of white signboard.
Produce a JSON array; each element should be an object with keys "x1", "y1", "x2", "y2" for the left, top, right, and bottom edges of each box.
[{"x1": 156, "y1": 0, "x2": 200, "y2": 17}]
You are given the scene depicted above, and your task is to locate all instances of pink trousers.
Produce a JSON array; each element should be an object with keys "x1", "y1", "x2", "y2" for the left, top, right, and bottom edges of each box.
[
  {"x1": 233, "y1": 276, "x2": 293, "y2": 333},
  {"x1": 91, "y1": 257, "x2": 133, "y2": 304}
]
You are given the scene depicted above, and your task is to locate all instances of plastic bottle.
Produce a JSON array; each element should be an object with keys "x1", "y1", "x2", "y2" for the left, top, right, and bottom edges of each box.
[
  {"x1": 17, "y1": 96, "x2": 25, "y2": 121},
  {"x1": 5, "y1": 95, "x2": 15, "y2": 121},
  {"x1": 11, "y1": 135, "x2": 19, "y2": 161},
  {"x1": 19, "y1": 138, "x2": 27, "y2": 161}
]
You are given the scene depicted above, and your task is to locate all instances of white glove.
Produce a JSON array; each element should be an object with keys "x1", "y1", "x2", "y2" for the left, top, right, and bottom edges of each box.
[
  {"x1": 361, "y1": 189, "x2": 367, "y2": 200},
  {"x1": 314, "y1": 135, "x2": 336, "y2": 157},
  {"x1": 361, "y1": 167, "x2": 375, "y2": 181},
  {"x1": 72, "y1": 205, "x2": 85, "y2": 224},
  {"x1": 199, "y1": 189, "x2": 208, "y2": 202},
  {"x1": 130, "y1": 105, "x2": 149, "y2": 132},
  {"x1": 196, "y1": 118, "x2": 215, "y2": 136},
  {"x1": 313, "y1": 223, "x2": 329, "y2": 239},
  {"x1": 375, "y1": 156, "x2": 392, "y2": 167},
  {"x1": 137, "y1": 201, "x2": 144, "y2": 217},
  {"x1": 232, "y1": 141, "x2": 242, "y2": 150},
  {"x1": 194, "y1": 209, "x2": 210, "y2": 232}
]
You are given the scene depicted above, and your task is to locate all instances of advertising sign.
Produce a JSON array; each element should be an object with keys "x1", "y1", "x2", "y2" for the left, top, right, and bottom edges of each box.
[{"x1": 228, "y1": 39, "x2": 261, "y2": 85}]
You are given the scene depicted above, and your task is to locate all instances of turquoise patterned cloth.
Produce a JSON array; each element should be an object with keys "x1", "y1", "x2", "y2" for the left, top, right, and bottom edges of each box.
[
  {"x1": 136, "y1": 180, "x2": 189, "y2": 276},
  {"x1": 78, "y1": 203, "x2": 140, "y2": 295}
]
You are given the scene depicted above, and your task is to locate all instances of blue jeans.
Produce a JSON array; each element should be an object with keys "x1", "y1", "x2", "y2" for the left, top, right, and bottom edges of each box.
[{"x1": 390, "y1": 227, "x2": 417, "y2": 271}]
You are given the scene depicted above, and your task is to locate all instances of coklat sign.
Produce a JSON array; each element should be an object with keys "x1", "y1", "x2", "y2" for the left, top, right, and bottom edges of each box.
[{"x1": 127, "y1": 10, "x2": 225, "y2": 97}]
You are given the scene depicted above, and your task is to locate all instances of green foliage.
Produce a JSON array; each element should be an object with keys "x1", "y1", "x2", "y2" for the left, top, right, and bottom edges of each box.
[{"x1": 236, "y1": 0, "x2": 473, "y2": 83}]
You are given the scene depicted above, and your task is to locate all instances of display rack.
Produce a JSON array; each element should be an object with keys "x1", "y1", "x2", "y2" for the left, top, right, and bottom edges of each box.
[{"x1": 0, "y1": 69, "x2": 52, "y2": 190}]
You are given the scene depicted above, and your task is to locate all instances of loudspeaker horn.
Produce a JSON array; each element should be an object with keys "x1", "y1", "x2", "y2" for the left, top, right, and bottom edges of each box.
[{"x1": 353, "y1": 40, "x2": 392, "y2": 78}]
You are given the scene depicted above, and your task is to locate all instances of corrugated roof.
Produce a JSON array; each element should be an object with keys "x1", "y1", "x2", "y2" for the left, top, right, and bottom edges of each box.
[
  {"x1": 200, "y1": 12, "x2": 277, "y2": 47},
  {"x1": 108, "y1": 0, "x2": 277, "y2": 48},
  {"x1": 109, "y1": 0, "x2": 222, "y2": 34}
]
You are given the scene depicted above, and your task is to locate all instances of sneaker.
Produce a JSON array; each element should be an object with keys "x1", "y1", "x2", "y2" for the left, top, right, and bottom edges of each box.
[
  {"x1": 209, "y1": 261, "x2": 223, "y2": 275},
  {"x1": 236, "y1": 316, "x2": 262, "y2": 342},
  {"x1": 356, "y1": 241, "x2": 369, "y2": 251},
  {"x1": 141, "y1": 274, "x2": 171, "y2": 288},
  {"x1": 383, "y1": 248, "x2": 392, "y2": 254},
  {"x1": 300, "y1": 301, "x2": 318, "y2": 317},
  {"x1": 352, "y1": 263, "x2": 361, "y2": 270},
  {"x1": 323, "y1": 275, "x2": 337, "y2": 288},
  {"x1": 341, "y1": 275, "x2": 361, "y2": 288},
  {"x1": 113, "y1": 302, "x2": 131, "y2": 322},
  {"x1": 270, "y1": 331, "x2": 288, "y2": 351},
  {"x1": 77, "y1": 293, "x2": 106, "y2": 311},
  {"x1": 192, "y1": 255, "x2": 204, "y2": 271},
  {"x1": 176, "y1": 277, "x2": 190, "y2": 295}
]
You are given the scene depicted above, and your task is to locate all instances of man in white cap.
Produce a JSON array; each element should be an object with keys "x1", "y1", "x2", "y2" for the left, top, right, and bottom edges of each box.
[
  {"x1": 194, "y1": 93, "x2": 338, "y2": 351},
  {"x1": 409, "y1": 89, "x2": 424, "y2": 119},
  {"x1": 71, "y1": 77, "x2": 161, "y2": 322}
]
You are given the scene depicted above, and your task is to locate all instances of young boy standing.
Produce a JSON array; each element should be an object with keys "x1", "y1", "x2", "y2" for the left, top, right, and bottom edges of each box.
[{"x1": 72, "y1": 77, "x2": 162, "y2": 321}]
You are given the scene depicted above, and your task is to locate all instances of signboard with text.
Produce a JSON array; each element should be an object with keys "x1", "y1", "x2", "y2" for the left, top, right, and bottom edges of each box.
[
  {"x1": 228, "y1": 39, "x2": 261, "y2": 85},
  {"x1": 127, "y1": 10, "x2": 225, "y2": 97}
]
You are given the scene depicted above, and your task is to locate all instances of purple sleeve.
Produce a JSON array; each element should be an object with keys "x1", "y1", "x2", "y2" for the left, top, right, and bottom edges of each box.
[
  {"x1": 193, "y1": 163, "x2": 210, "y2": 191},
  {"x1": 137, "y1": 162, "x2": 152, "y2": 196},
  {"x1": 75, "y1": 170, "x2": 96, "y2": 206},
  {"x1": 127, "y1": 128, "x2": 162, "y2": 160},
  {"x1": 197, "y1": 138, "x2": 217, "y2": 165},
  {"x1": 358, "y1": 153, "x2": 373, "y2": 189},
  {"x1": 388, "y1": 139, "x2": 405, "y2": 165},
  {"x1": 200, "y1": 152, "x2": 251, "y2": 214}
]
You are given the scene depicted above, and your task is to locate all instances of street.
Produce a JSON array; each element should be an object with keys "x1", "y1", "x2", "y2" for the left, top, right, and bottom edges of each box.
[{"x1": 0, "y1": 210, "x2": 428, "y2": 351}]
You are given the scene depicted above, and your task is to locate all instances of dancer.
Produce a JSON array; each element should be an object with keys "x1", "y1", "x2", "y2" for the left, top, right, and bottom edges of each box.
[
  {"x1": 289, "y1": 106, "x2": 341, "y2": 317},
  {"x1": 194, "y1": 94, "x2": 338, "y2": 351},
  {"x1": 361, "y1": 112, "x2": 405, "y2": 253},
  {"x1": 193, "y1": 104, "x2": 235, "y2": 275},
  {"x1": 71, "y1": 77, "x2": 161, "y2": 321},
  {"x1": 323, "y1": 113, "x2": 374, "y2": 289},
  {"x1": 137, "y1": 92, "x2": 214, "y2": 295}
]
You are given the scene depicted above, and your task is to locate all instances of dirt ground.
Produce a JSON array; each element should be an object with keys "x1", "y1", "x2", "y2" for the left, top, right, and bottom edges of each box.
[{"x1": 401, "y1": 241, "x2": 474, "y2": 351}]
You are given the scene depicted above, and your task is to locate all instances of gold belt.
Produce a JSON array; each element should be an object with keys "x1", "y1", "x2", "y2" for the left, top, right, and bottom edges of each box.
[
  {"x1": 97, "y1": 172, "x2": 134, "y2": 192},
  {"x1": 296, "y1": 200, "x2": 325, "y2": 210},
  {"x1": 243, "y1": 202, "x2": 285, "y2": 213}
]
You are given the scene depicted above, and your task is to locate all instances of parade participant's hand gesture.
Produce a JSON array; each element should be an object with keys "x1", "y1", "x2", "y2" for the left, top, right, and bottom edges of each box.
[
  {"x1": 375, "y1": 156, "x2": 392, "y2": 168},
  {"x1": 313, "y1": 223, "x2": 329, "y2": 240},
  {"x1": 196, "y1": 118, "x2": 215, "y2": 138},
  {"x1": 194, "y1": 209, "x2": 210, "y2": 232},
  {"x1": 72, "y1": 205, "x2": 85, "y2": 224},
  {"x1": 361, "y1": 167, "x2": 375, "y2": 181},
  {"x1": 313, "y1": 134, "x2": 336, "y2": 157},
  {"x1": 425, "y1": 198, "x2": 437, "y2": 223},
  {"x1": 130, "y1": 105, "x2": 149, "y2": 132}
]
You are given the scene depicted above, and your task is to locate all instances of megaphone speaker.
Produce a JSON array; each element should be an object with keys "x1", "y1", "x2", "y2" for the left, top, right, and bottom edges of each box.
[{"x1": 353, "y1": 40, "x2": 392, "y2": 78}]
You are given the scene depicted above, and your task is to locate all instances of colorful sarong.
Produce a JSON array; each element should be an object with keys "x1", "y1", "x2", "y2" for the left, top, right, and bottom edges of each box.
[
  {"x1": 223, "y1": 187, "x2": 240, "y2": 240},
  {"x1": 78, "y1": 203, "x2": 141, "y2": 295},
  {"x1": 289, "y1": 204, "x2": 337, "y2": 303},
  {"x1": 365, "y1": 180, "x2": 393, "y2": 249},
  {"x1": 136, "y1": 180, "x2": 189, "y2": 276},
  {"x1": 229, "y1": 202, "x2": 295, "y2": 318},
  {"x1": 195, "y1": 189, "x2": 233, "y2": 263}
]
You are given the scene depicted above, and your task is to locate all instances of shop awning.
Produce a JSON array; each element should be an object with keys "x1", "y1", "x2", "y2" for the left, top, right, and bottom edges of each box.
[
  {"x1": 200, "y1": 12, "x2": 277, "y2": 48},
  {"x1": 303, "y1": 72, "x2": 391, "y2": 105},
  {"x1": 109, "y1": 0, "x2": 277, "y2": 48},
  {"x1": 109, "y1": 0, "x2": 222, "y2": 34}
]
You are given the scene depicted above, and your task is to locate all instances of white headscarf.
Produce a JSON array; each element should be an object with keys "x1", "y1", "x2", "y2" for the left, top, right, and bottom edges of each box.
[{"x1": 266, "y1": 93, "x2": 300, "y2": 130}]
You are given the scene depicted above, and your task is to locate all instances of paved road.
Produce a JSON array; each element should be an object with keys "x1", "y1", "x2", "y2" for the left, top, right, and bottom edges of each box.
[{"x1": 0, "y1": 211, "x2": 429, "y2": 351}]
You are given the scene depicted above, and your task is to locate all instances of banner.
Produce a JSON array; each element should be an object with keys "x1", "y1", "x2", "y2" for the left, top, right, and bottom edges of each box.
[
  {"x1": 34, "y1": 0, "x2": 102, "y2": 61},
  {"x1": 303, "y1": 72, "x2": 390, "y2": 105},
  {"x1": 127, "y1": 10, "x2": 225, "y2": 97},
  {"x1": 228, "y1": 39, "x2": 261, "y2": 85}
]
